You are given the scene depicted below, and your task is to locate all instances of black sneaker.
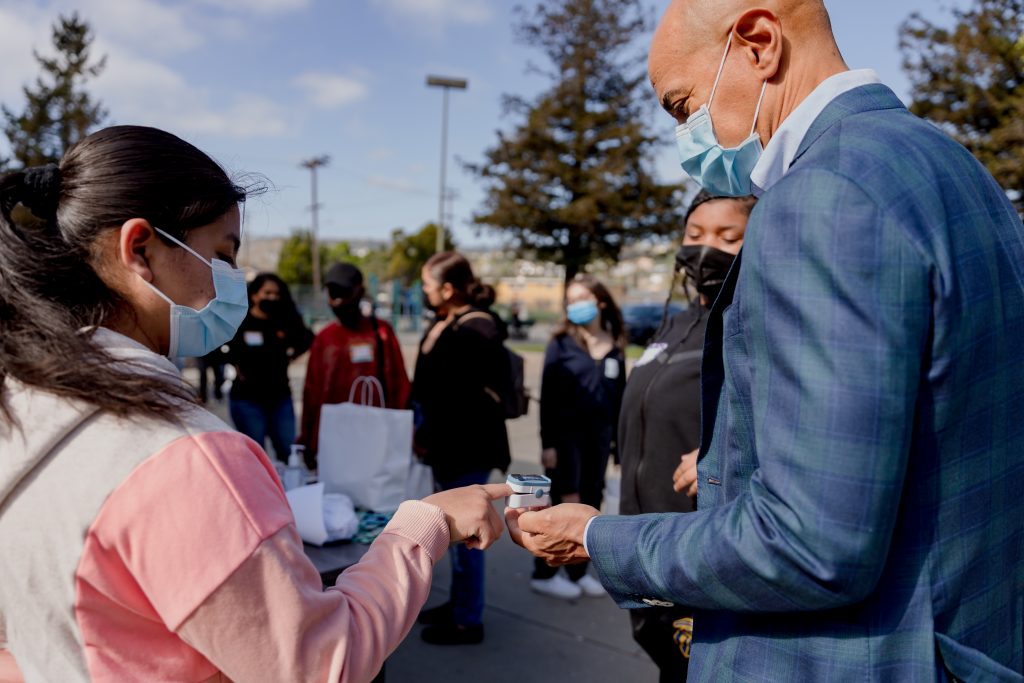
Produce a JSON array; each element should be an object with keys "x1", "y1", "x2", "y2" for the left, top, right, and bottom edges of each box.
[
  {"x1": 420, "y1": 623, "x2": 484, "y2": 645},
  {"x1": 416, "y1": 601, "x2": 454, "y2": 626}
]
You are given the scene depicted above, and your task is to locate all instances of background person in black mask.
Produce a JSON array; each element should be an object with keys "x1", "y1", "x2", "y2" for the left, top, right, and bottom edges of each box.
[
  {"x1": 617, "y1": 191, "x2": 755, "y2": 682},
  {"x1": 226, "y1": 273, "x2": 314, "y2": 462},
  {"x1": 298, "y1": 262, "x2": 411, "y2": 469}
]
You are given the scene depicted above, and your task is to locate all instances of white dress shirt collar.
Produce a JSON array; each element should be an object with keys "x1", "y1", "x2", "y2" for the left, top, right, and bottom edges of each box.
[{"x1": 749, "y1": 69, "x2": 882, "y2": 196}]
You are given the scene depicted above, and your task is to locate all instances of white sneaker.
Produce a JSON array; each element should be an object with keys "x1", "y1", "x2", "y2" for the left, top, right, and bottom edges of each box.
[
  {"x1": 576, "y1": 574, "x2": 607, "y2": 598},
  {"x1": 530, "y1": 573, "x2": 582, "y2": 600}
]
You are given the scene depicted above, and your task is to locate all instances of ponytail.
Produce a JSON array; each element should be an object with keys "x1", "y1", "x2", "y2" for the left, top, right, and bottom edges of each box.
[
  {"x1": 424, "y1": 251, "x2": 495, "y2": 309},
  {"x1": 0, "y1": 125, "x2": 254, "y2": 425}
]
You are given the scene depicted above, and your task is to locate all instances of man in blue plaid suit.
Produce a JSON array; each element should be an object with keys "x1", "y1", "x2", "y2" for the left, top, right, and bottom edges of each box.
[{"x1": 507, "y1": 1, "x2": 1024, "y2": 680}]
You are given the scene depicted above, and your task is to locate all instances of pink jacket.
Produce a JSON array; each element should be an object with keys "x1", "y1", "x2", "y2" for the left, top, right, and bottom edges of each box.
[{"x1": 0, "y1": 329, "x2": 449, "y2": 682}]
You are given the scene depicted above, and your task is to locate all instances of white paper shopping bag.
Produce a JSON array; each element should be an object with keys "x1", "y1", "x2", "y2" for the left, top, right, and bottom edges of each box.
[{"x1": 317, "y1": 377, "x2": 414, "y2": 512}]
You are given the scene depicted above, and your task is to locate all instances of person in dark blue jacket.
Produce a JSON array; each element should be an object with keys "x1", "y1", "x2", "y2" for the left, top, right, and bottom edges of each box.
[{"x1": 532, "y1": 274, "x2": 627, "y2": 600}]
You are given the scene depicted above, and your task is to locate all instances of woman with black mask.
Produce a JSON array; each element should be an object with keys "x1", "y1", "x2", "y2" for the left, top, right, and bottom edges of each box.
[
  {"x1": 617, "y1": 191, "x2": 755, "y2": 683},
  {"x1": 226, "y1": 273, "x2": 314, "y2": 462}
]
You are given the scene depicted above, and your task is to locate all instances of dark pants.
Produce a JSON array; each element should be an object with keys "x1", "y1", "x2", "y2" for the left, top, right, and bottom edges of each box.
[
  {"x1": 198, "y1": 358, "x2": 225, "y2": 401},
  {"x1": 532, "y1": 465, "x2": 604, "y2": 581},
  {"x1": 629, "y1": 607, "x2": 692, "y2": 683},
  {"x1": 229, "y1": 395, "x2": 295, "y2": 461},
  {"x1": 435, "y1": 469, "x2": 492, "y2": 626}
]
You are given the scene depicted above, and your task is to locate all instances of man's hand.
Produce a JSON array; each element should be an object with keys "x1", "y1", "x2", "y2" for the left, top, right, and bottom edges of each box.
[
  {"x1": 672, "y1": 449, "x2": 699, "y2": 497},
  {"x1": 423, "y1": 483, "x2": 511, "y2": 550},
  {"x1": 505, "y1": 504, "x2": 599, "y2": 566}
]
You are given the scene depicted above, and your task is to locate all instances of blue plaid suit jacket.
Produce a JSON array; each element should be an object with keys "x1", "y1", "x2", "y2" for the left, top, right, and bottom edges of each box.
[{"x1": 588, "y1": 84, "x2": 1024, "y2": 681}]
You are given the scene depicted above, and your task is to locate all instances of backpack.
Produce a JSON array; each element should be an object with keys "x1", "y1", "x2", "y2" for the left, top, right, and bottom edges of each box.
[{"x1": 454, "y1": 311, "x2": 530, "y2": 420}]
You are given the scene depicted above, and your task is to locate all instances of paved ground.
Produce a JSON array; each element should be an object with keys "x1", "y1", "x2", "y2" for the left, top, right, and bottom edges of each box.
[{"x1": 187, "y1": 326, "x2": 660, "y2": 683}]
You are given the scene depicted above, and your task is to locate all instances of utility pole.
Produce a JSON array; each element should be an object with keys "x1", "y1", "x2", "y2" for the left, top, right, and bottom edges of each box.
[
  {"x1": 300, "y1": 155, "x2": 330, "y2": 292},
  {"x1": 426, "y1": 75, "x2": 467, "y2": 254}
]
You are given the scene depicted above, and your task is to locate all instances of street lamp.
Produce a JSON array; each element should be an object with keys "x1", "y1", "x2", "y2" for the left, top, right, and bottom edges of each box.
[
  {"x1": 300, "y1": 155, "x2": 330, "y2": 292},
  {"x1": 426, "y1": 75, "x2": 467, "y2": 254}
]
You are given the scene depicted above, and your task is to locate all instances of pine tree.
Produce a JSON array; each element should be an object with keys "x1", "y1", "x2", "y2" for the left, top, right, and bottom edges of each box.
[
  {"x1": 466, "y1": 0, "x2": 685, "y2": 281},
  {"x1": 2, "y1": 13, "x2": 107, "y2": 170},
  {"x1": 900, "y1": 0, "x2": 1024, "y2": 210}
]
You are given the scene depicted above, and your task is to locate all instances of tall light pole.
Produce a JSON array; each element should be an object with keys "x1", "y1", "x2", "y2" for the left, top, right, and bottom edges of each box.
[
  {"x1": 300, "y1": 155, "x2": 330, "y2": 292},
  {"x1": 426, "y1": 75, "x2": 467, "y2": 254}
]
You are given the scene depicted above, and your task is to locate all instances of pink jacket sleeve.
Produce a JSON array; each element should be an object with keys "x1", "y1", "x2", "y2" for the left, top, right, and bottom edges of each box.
[
  {"x1": 0, "y1": 650, "x2": 23, "y2": 683},
  {"x1": 79, "y1": 431, "x2": 449, "y2": 683},
  {"x1": 177, "y1": 502, "x2": 448, "y2": 683}
]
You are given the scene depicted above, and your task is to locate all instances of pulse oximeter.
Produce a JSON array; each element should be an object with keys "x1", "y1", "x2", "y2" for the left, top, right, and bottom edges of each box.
[{"x1": 506, "y1": 473, "x2": 552, "y2": 509}]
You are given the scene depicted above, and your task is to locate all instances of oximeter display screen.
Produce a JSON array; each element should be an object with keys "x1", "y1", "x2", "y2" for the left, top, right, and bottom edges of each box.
[{"x1": 510, "y1": 474, "x2": 550, "y2": 484}]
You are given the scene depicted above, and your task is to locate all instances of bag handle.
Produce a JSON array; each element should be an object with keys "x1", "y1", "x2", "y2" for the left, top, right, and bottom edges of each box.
[{"x1": 348, "y1": 376, "x2": 386, "y2": 407}]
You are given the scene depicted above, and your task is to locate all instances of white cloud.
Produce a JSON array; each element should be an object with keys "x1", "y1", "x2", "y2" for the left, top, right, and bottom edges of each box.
[
  {"x1": 293, "y1": 72, "x2": 368, "y2": 109},
  {"x1": 368, "y1": 147, "x2": 397, "y2": 161},
  {"x1": 366, "y1": 175, "x2": 428, "y2": 195},
  {"x1": 93, "y1": 44, "x2": 290, "y2": 138},
  {"x1": 0, "y1": 6, "x2": 51, "y2": 103},
  {"x1": 60, "y1": 0, "x2": 203, "y2": 55},
  {"x1": 370, "y1": 0, "x2": 493, "y2": 30},
  {"x1": 193, "y1": 0, "x2": 311, "y2": 14}
]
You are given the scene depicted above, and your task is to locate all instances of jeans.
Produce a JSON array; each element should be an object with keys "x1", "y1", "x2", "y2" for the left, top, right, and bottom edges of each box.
[
  {"x1": 229, "y1": 396, "x2": 296, "y2": 461},
  {"x1": 436, "y1": 469, "x2": 492, "y2": 626}
]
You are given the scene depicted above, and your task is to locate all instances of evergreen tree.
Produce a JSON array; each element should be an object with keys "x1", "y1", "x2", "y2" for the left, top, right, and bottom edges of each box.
[
  {"x1": 466, "y1": 0, "x2": 684, "y2": 281},
  {"x1": 2, "y1": 13, "x2": 107, "y2": 170},
  {"x1": 900, "y1": 0, "x2": 1024, "y2": 210}
]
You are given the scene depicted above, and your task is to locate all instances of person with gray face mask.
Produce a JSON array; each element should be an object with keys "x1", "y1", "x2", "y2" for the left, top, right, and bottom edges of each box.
[{"x1": 616, "y1": 191, "x2": 755, "y2": 682}]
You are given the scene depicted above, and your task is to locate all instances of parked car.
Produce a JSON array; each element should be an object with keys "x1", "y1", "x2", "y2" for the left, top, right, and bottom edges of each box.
[{"x1": 622, "y1": 302, "x2": 686, "y2": 346}]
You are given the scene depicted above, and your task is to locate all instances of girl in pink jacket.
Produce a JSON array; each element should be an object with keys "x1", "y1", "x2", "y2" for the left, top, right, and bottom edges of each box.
[{"x1": 0, "y1": 125, "x2": 509, "y2": 683}]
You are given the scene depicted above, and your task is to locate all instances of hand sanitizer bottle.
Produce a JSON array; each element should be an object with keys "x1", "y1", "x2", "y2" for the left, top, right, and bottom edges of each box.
[{"x1": 283, "y1": 444, "x2": 306, "y2": 491}]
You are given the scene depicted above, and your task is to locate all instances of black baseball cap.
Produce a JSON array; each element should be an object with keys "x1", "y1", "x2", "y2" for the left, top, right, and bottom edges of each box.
[{"x1": 324, "y1": 263, "x2": 363, "y2": 293}]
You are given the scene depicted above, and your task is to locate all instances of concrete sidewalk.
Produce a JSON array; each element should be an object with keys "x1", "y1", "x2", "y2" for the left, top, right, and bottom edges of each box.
[{"x1": 188, "y1": 332, "x2": 660, "y2": 683}]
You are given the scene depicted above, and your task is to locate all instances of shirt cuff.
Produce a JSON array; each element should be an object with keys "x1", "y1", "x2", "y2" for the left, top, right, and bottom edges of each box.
[{"x1": 583, "y1": 515, "x2": 599, "y2": 557}]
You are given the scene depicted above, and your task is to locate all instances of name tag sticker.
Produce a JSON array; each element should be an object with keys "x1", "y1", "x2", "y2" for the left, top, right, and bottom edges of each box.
[
  {"x1": 604, "y1": 358, "x2": 621, "y2": 379},
  {"x1": 243, "y1": 331, "x2": 264, "y2": 347},
  {"x1": 635, "y1": 343, "x2": 668, "y2": 368},
  {"x1": 350, "y1": 343, "x2": 374, "y2": 364}
]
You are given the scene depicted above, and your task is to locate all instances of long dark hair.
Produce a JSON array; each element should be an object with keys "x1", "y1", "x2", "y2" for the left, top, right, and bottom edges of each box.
[
  {"x1": 0, "y1": 125, "x2": 253, "y2": 424},
  {"x1": 554, "y1": 274, "x2": 627, "y2": 351},
  {"x1": 424, "y1": 251, "x2": 495, "y2": 309},
  {"x1": 248, "y1": 272, "x2": 303, "y2": 323}
]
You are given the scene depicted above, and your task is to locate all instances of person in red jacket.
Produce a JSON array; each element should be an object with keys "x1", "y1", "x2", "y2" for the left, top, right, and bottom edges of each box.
[{"x1": 298, "y1": 263, "x2": 411, "y2": 469}]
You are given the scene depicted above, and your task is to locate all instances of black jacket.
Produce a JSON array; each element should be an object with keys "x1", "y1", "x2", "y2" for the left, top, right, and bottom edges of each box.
[
  {"x1": 226, "y1": 312, "x2": 313, "y2": 404},
  {"x1": 618, "y1": 307, "x2": 706, "y2": 515},
  {"x1": 540, "y1": 334, "x2": 626, "y2": 496},
  {"x1": 411, "y1": 308, "x2": 511, "y2": 482}
]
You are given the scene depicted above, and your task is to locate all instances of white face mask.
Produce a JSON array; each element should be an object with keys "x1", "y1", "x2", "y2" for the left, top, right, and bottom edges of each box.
[{"x1": 143, "y1": 228, "x2": 248, "y2": 358}]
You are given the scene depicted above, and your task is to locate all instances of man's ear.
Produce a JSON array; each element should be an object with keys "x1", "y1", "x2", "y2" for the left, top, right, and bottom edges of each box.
[
  {"x1": 118, "y1": 218, "x2": 159, "y2": 283},
  {"x1": 733, "y1": 9, "x2": 783, "y2": 81}
]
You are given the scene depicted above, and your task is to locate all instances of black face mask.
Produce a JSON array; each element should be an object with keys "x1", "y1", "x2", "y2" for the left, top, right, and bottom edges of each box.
[
  {"x1": 676, "y1": 244, "x2": 737, "y2": 305},
  {"x1": 258, "y1": 298, "x2": 285, "y2": 317},
  {"x1": 331, "y1": 301, "x2": 362, "y2": 328}
]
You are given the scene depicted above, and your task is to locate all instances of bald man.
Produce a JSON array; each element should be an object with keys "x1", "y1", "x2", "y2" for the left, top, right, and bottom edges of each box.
[{"x1": 508, "y1": 2, "x2": 1024, "y2": 680}]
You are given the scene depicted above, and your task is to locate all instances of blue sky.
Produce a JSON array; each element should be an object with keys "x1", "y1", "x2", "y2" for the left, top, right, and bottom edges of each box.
[{"x1": 0, "y1": 0, "x2": 968, "y2": 247}]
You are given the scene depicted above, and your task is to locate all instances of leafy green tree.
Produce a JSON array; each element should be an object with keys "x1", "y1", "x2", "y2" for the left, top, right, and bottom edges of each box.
[
  {"x1": 277, "y1": 230, "x2": 327, "y2": 285},
  {"x1": 466, "y1": 0, "x2": 685, "y2": 281},
  {"x1": 900, "y1": 0, "x2": 1024, "y2": 210},
  {"x1": 386, "y1": 224, "x2": 455, "y2": 284},
  {"x1": 2, "y1": 13, "x2": 107, "y2": 170}
]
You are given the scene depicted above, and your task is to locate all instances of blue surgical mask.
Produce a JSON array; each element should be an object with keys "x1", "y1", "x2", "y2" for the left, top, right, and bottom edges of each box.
[
  {"x1": 674, "y1": 33, "x2": 768, "y2": 197},
  {"x1": 144, "y1": 228, "x2": 248, "y2": 358},
  {"x1": 567, "y1": 300, "x2": 600, "y2": 326}
]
